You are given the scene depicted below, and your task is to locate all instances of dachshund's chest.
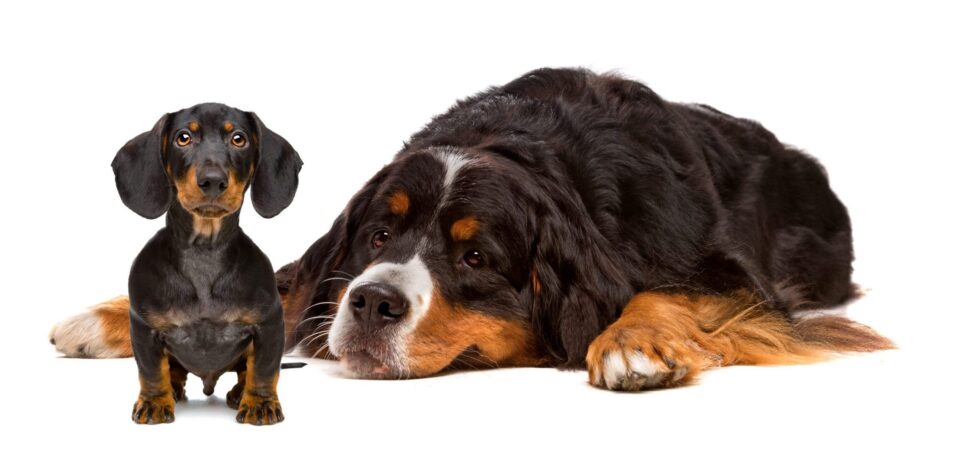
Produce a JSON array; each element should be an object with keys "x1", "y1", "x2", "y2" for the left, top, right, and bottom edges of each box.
[
  {"x1": 159, "y1": 319, "x2": 254, "y2": 378},
  {"x1": 143, "y1": 248, "x2": 267, "y2": 377},
  {"x1": 178, "y1": 247, "x2": 227, "y2": 315}
]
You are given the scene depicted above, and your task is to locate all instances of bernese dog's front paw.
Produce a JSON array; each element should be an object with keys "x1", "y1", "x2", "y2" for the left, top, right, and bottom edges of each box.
[
  {"x1": 236, "y1": 394, "x2": 284, "y2": 425},
  {"x1": 586, "y1": 325, "x2": 711, "y2": 391},
  {"x1": 132, "y1": 394, "x2": 175, "y2": 424}
]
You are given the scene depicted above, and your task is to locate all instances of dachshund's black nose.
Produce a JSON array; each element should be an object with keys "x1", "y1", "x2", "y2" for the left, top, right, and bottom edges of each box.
[
  {"x1": 349, "y1": 283, "x2": 409, "y2": 328},
  {"x1": 197, "y1": 168, "x2": 228, "y2": 198}
]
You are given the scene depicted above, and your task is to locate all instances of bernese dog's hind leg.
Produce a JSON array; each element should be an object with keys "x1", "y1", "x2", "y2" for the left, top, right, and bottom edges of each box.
[
  {"x1": 585, "y1": 291, "x2": 893, "y2": 391},
  {"x1": 49, "y1": 296, "x2": 133, "y2": 358}
]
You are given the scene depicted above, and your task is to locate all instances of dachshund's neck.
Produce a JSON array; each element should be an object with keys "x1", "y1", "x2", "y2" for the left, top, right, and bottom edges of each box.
[{"x1": 165, "y1": 202, "x2": 242, "y2": 248}]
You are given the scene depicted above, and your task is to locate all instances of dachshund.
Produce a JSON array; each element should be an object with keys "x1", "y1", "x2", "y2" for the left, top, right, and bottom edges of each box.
[{"x1": 111, "y1": 103, "x2": 301, "y2": 424}]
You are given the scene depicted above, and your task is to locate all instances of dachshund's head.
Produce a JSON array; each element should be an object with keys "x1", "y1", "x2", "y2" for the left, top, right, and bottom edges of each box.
[{"x1": 111, "y1": 103, "x2": 302, "y2": 221}]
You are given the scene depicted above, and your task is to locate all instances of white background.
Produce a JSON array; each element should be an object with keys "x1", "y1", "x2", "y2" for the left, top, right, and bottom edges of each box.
[{"x1": 2, "y1": 1, "x2": 958, "y2": 475}]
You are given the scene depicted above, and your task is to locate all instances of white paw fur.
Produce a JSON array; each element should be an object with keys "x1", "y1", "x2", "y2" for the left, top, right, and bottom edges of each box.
[{"x1": 49, "y1": 309, "x2": 121, "y2": 358}]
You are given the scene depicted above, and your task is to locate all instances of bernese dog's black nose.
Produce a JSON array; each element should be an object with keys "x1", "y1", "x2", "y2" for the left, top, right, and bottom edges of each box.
[{"x1": 349, "y1": 282, "x2": 409, "y2": 327}]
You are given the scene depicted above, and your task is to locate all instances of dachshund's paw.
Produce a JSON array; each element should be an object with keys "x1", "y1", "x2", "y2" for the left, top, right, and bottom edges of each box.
[
  {"x1": 132, "y1": 394, "x2": 176, "y2": 424},
  {"x1": 171, "y1": 382, "x2": 187, "y2": 402},
  {"x1": 586, "y1": 325, "x2": 710, "y2": 391},
  {"x1": 226, "y1": 381, "x2": 244, "y2": 410},
  {"x1": 236, "y1": 394, "x2": 284, "y2": 425}
]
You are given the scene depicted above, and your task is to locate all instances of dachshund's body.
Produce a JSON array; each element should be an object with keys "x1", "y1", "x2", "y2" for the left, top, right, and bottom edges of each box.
[
  {"x1": 110, "y1": 103, "x2": 301, "y2": 424},
  {"x1": 128, "y1": 206, "x2": 282, "y2": 407}
]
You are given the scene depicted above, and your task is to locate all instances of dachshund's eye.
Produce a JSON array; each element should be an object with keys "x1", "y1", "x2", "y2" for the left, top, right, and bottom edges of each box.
[
  {"x1": 371, "y1": 230, "x2": 390, "y2": 249},
  {"x1": 463, "y1": 250, "x2": 485, "y2": 268},
  {"x1": 175, "y1": 131, "x2": 192, "y2": 147},
  {"x1": 230, "y1": 132, "x2": 247, "y2": 148}
]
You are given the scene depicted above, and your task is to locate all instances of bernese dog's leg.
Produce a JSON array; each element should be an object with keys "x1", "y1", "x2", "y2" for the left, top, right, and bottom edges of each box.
[
  {"x1": 49, "y1": 296, "x2": 133, "y2": 358},
  {"x1": 586, "y1": 291, "x2": 892, "y2": 391}
]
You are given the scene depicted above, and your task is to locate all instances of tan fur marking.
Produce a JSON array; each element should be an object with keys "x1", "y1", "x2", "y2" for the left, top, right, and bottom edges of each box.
[
  {"x1": 188, "y1": 121, "x2": 199, "y2": 132},
  {"x1": 147, "y1": 307, "x2": 258, "y2": 330},
  {"x1": 531, "y1": 268, "x2": 541, "y2": 298},
  {"x1": 145, "y1": 309, "x2": 190, "y2": 332},
  {"x1": 95, "y1": 296, "x2": 134, "y2": 356},
  {"x1": 191, "y1": 214, "x2": 223, "y2": 239},
  {"x1": 174, "y1": 164, "x2": 251, "y2": 239},
  {"x1": 175, "y1": 164, "x2": 206, "y2": 209},
  {"x1": 132, "y1": 352, "x2": 176, "y2": 423},
  {"x1": 222, "y1": 308, "x2": 260, "y2": 325},
  {"x1": 223, "y1": 121, "x2": 234, "y2": 132},
  {"x1": 221, "y1": 165, "x2": 249, "y2": 211},
  {"x1": 388, "y1": 190, "x2": 410, "y2": 216},
  {"x1": 450, "y1": 216, "x2": 479, "y2": 241},
  {"x1": 236, "y1": 346, "x2": 283, "y2": 425},
  {"x1": 586, "y1": 291, "x2": 894, "y2": 390},
  {"x1": 406, "y1": 294, "x2": 544, "y2": 376},
  {"x1": 49, "y1": 296, "x2": 133, "y2": 358}
]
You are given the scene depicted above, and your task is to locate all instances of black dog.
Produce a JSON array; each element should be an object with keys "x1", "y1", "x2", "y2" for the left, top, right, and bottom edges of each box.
[{"x1": 112, "y1": 103, "x2": 301, "y2": 424}]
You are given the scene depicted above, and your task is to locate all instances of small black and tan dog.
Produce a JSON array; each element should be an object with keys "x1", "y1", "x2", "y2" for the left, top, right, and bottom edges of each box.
[{"x1": 112, "y1": 103, "x2": 302, "y2": 424}]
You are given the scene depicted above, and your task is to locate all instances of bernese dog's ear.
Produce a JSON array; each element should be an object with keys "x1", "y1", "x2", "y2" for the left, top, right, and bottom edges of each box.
[
  {"x1": 528, "y1": 204, "x2": 634, "y2": 368},
  {"x1": 282, "y1": 167, "x2": 391, "y2": 348}
]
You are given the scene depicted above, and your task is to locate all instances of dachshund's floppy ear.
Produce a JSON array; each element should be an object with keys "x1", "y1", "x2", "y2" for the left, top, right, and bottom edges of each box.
[
  {"x1": 249, "y1": 112, "x2": 304, "y2": 218},
  {"x1": 111, "y1": 113, "x2": 172, "y2": 219}
]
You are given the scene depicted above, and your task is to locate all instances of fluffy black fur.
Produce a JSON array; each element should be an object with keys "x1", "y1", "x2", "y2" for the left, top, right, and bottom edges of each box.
[{"x1": 283, "y1": 68, "x2": 853, "y2": 369}]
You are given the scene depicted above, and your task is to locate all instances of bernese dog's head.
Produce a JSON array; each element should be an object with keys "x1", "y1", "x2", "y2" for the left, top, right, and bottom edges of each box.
[{"x1": 290, "y1": 142, "x2": 629, "y2": 378}]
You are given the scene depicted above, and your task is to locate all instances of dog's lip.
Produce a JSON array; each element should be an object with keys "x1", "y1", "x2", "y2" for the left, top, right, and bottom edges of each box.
[
  {"x1": 340, "y1": 350, "x2": 398, "y2": 379},
  {"x1": 191, "y1": 204, "x2": 230, "y2": 217}
]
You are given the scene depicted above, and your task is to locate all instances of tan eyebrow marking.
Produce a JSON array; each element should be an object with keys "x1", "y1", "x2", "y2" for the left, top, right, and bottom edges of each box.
[
  {"x1": 451, "y1": 216, "x2": 479, "y2": 241},
  {"x1": 188, "y1": 121, "x2": 200, "y2": 132},
  {"x1": 389, "y1": 190, "x2": 410, "y2": 216},
  {"x1": 224, "y1": 121, "x2": 234, "y2": 132}
]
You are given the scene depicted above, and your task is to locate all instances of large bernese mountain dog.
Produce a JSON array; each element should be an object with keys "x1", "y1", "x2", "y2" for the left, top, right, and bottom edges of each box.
[{"x1": 51, "y1": 68, "x2": 892, "y2": 391}]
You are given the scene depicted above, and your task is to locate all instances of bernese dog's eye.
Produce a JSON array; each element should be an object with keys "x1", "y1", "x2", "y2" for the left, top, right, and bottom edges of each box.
[
  {"x1": 371, "y1": 230, "x2": 390, "y2": 249},
  {"x1": 175, "y1": 131, "x2": 192, "y2": 147},
  {"x1": 462, "y1": 250, "x2": 485, "y2": 268},
  {"x1": 230, "y1": 132, "x2": 247, "y2": 148}
]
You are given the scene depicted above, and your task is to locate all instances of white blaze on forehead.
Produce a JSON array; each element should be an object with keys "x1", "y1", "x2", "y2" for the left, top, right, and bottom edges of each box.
[
  {"x1": 429, "y1": 146, "x2": 472, "y2": 190},
  {"x1": 327, "y1": 255, "x2": 435, "y2": 360}
]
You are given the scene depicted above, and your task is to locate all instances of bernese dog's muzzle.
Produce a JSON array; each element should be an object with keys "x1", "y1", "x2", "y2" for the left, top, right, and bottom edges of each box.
[{"x1": 327, "y1": 256, "x2": 434, "y2": 378}]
